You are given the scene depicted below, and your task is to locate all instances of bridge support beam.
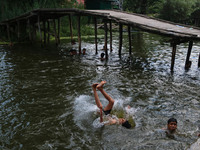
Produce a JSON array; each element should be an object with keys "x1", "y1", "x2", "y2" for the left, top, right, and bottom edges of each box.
[
  {"x1": 6, "y1": 24, "x2": 11, "y2": 43},
  {"x1": 109, "y1": 20, "x2": 112, "y2": 52},
  {"x1": 171, "y1": 42, "x2": 177, "y2": 72},
  {"x1": 27, "y1": 19, "x2": 31, "y2": 42},
  {"x1": 17, "y1": 21, "x2": 20, "y2": 41},
  {"x1": 53, "y1": 19, "x2": 58, "y2": 46},
  {"x1": 185, "y1": 41, "x2": 193, "y2": 70},
  {"x1": 198, "y1": 52, "x2": 200, "y2": 68},
  {"x1": 128, "y1": 25, "x2": 132, "y2": 55},
  {"x1": 94, "y1": 17, "x2": 98, "y2": 54},
  {"x1": 104, "y1": 20, "x2": 108, "y2": 59},
  {"x1": 69, "y1": 14, "x2": 74, "y2": 45},
  {"x1": 119, "y1": 23, "x2": 123, "y2": 57},
  {"x1": 77, "y1": 15, "x2": 81, "y2": 54},
  {"x1": 43, "y1": 21, "x2": 46, "y2": 45},
  {"x1": 58, "y1": 18, "x2": 60, "y2": 44},
  {"x1": 37, "y1": 15, "x2": 43, "y2": 46},
  {"x1": 47, "y1": 20, "x2": 50, "y2": 44}
]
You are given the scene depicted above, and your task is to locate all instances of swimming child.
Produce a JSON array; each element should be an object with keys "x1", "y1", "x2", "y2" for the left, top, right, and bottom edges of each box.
[
  {"x1": 100, "y1": 53, "x2": 105, "y2": 61},
  {"x1": 163, "y1": 118, "x2": 177, "y2": 138},
  {"x1": 92, "y1": 81, "x2": 131, "y2": 128}
]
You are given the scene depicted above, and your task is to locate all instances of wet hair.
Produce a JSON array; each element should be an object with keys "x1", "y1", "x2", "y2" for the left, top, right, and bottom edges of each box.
[
  {"x1": 122, "y1": 120, "x2": 131, "y2": 129},
  {"x1": 168, "y1": 118, "x2": 177, "y2": 124},
  {"x1": 101, "y1": 53, "x2": 105, "y2": 58}
]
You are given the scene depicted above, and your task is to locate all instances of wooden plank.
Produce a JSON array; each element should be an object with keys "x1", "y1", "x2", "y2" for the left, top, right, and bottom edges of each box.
[{"x1": 1, "y1": 9, "x2": 200, "y2": 41}]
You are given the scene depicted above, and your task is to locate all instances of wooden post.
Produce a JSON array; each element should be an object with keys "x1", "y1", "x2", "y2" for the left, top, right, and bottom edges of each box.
[
  {"x1": 104, "y1": 20, "x2": 108, "y2": 59},
  {"x1": 17, "y1": 21, "x2": 20, "y2": 41},
  {"x1": 43, "y1": 21, "x2": 46, "y2": 45},
  {"x1": 37, "y1": 15, "x2": 43, "y2": 45},
  {"x1": 6, "y1": 24, "x2": 11, "y2": 42},
  {"x1": 69, "y1": 14, "x2": 74, "y2": 44},
  {"x1": 119, "y1": 23, "x2": 123, "y2": 57},
  {"x1": 128, "y1": 25, "x2": 132, "y2": 55},
  {"x1": 94, "y1": 17, "x2": 98, "y2": 54},
  {"x1": 27, "y1": 19, "x2": 30, "y2": 41},
  {"x1": 198, "y1": 52, "x2": 200, "y2": 68},
  {"x1": 109, "y1": 20, "x2": 112, "y2": 52},
  {"x1": 53, "y1": 19, "x2": 58, "y2": 46},
  {"x1": 171, "y1": 42, "x2": 177, "y2": 72},
  {"x1": 185, "y1": 41, "x2": 193, "y2": 69},
  {"x1": 58, "y1": 18, "x2": 60, "y2": 44},
  {"x1": 47, "y1": 20, "x2": 50, "y2": 44},
  {"x1": 32, "y1": 24, "x2": 36, "y2": 42},
  {"x1": 78, "y1": 15, "x2": 81, "y2": 54}
]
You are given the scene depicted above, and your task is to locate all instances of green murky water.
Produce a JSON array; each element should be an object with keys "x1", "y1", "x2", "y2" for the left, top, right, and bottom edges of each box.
[{"x1": 0, "y1": 32, "x2": 200, "y2": 150}]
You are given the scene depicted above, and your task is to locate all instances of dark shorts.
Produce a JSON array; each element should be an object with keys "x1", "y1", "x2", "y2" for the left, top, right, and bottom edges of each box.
[{"x1": 103, "y1": 109, "x2": 112, "y2": 115}]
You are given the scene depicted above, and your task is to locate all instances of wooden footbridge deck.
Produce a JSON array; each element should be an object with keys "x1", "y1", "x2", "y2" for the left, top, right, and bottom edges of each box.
[{"x1": 0, "y1": 8, "x2": 200, "y2": 71}]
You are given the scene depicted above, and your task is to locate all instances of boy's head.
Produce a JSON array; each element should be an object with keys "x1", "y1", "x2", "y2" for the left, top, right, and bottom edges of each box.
[
  {"x1": 167, "y1": 118, "x2": 177, "y2": 133},
  {"x1": 101, "y1": 53, "x2": 105, "y2": 58},
  {"x1": 83, "y1": 48, "x2": 86, "y2": 55}
]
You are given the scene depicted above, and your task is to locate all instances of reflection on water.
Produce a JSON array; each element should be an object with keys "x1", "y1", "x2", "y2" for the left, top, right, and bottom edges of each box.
[{"x1": 0, "y1": 32, "x2": 200, "y2": 150}]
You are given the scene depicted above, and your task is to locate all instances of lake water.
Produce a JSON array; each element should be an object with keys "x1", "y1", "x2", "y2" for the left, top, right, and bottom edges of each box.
[{"x1": 0, "y1": 31, "x2": 200, "y2": 150}]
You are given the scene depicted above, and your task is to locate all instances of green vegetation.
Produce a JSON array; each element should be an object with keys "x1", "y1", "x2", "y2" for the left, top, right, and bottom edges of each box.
[
  {"x1": 0, "y1": 0, "x2": 83, "y2": 21},
  {"x1": 123, "y1": 0, "x2": 200, "y2": 25}
]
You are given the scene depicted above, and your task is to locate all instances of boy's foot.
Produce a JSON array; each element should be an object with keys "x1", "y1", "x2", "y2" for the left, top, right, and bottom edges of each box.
[
  {"x1": 97, "y1": 81, "x2": 106, "y2": 90},
  {"x1": 92, "y1": 83, "x2": 98, "y2": 90}
]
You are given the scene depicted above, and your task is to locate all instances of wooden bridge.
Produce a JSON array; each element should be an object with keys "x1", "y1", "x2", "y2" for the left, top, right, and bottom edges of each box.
[{"x1": 0, "y1": 8, "x2": 200, "y2": 71}]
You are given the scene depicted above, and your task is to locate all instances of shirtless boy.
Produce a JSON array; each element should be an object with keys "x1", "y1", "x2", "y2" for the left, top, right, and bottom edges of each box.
[{"x1": 92, "y1": 81, "x2": 131, "y2": 129}]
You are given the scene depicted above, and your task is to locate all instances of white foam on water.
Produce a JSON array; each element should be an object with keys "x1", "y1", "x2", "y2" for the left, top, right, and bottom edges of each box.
[
  {"x1": 73, "y1": 95, "x2": 98, "y2": 130},
  {"x1": 73, "y1": 95, "x2": 137, "y2": 129},
  {"x1": 188, "y1": 138, "x2": 200, "y2": 150},
  {"x1": 92, "y1": 117, "x2": 105, "y2": 128}
]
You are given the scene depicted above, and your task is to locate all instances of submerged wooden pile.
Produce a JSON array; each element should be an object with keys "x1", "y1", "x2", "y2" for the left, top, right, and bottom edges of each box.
[{"x1": 0, "y1": 8, "x2": 200, "y2": 71}]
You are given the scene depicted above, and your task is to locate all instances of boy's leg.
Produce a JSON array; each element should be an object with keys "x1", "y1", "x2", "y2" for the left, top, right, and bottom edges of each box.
[
  {"x1": 92, "y1": 83, "x2": 103, "y2": 109},
  {"x1": 92, "y1": 83, "x2": 103, "y2": 122},
  {"x1": 97, "y1": 81, "x2": 115, "y2": 111}
]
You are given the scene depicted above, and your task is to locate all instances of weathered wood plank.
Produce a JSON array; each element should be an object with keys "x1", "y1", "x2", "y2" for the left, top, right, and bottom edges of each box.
[{"x1": 1, "y1": 8, "x2": 200, "y2": 41}]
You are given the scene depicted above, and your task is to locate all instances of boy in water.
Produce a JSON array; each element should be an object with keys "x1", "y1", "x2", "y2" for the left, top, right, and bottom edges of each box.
[
  {"x1": 92, "y1": 81, "x2": 131, "y2": 129},
  {"x1": 163, "y1": 118, "x2": 177, "y2": 138}
]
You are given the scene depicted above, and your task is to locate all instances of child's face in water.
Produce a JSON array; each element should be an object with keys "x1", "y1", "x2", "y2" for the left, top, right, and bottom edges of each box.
[{"x1": 167, "y1": 121, "x2": 177, "y2": 132}]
